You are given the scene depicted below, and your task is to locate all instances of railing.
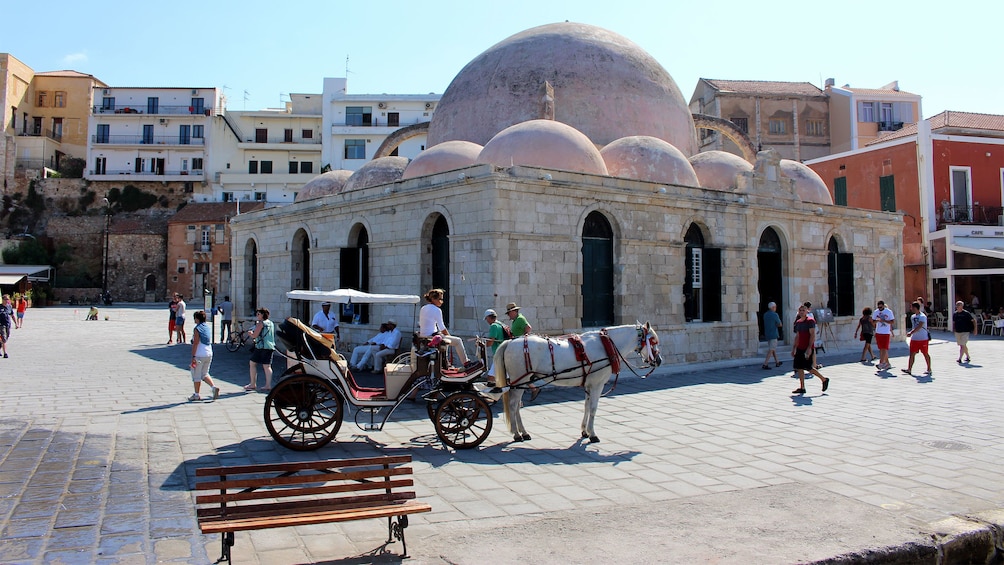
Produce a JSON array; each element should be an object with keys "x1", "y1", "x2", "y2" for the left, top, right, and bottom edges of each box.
[
  {"x1": 15, "y1": 158, "x2": 47, "y2": 170},
  {"x1": 878, "y1": 121, "x2": 904, "y2": 132},
  {"x1": 92, "y1": 105, "x2": 214, "y2": 116},
  {"x1": 18, "y1": 129, "x2": 62, "y2": 141},
  {"x1": 91, "y1": 134, "x2": 205, "y2": 146},
  {"x1": 194, "y1": 242, "x2": 212, "y2": 252},
  {"x1": 246, "y1": 136, "x2": 322, "y2": 145},
  {"x1": 937, "y1": 204, "x2": 1004, "y2": 229},
  {"x1": 87, "y1": 169, "x2": 204, "y2": 177}
]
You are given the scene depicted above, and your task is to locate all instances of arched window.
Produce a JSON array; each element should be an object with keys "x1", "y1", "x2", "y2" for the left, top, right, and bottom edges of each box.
[
  {"x1": 340, "y1": 225, "x2": 369, "y2": 323},
  {"x1": 145, "y1": 274, "x2": 156, "y2": 293},
  {"x1": 757, "y1": 227, "x2": 783, "y2": 339},
  {"x1": 581, "y1": 211, "x2": 614, "y2": 326},
  {"x1": 827, "y1": 237, "x2": 854, "y2": 316},
  {"x1": 684, "y1": 224, "x2": 721, "y2": 322},
  {"x1": 245, "y1": 239, "x2": 258, "y2": 313},
  {"x1": 291, "y1": 229, "x2": 310, "y2": 322}
]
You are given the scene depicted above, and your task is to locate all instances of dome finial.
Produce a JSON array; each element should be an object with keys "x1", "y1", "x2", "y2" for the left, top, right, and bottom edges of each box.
[{"x1": 540, "y1": 81, "x2": 555, "y2": 120}]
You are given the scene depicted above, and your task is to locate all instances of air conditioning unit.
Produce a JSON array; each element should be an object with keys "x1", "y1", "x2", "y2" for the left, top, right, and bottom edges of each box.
[
  {"x1": 378, "y1": 102, "x2": 386, "y2": 109},
  {"x1": 159, "y1": 118, "x2": 167, "y2": 124},
  {"x1": 425, "y1": 102, "x2": 434, "y2": 110},
  {"x1": 191, "y1": 89, "x2": 199, "y2": 95},
  {"x1": 102, "y1": 89, "x2": 110, "y2": 95}
]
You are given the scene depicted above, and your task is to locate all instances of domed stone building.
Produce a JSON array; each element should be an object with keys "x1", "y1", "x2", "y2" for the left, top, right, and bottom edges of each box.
[{"x1": 230, "y1": 23, "x2": 903, "y2": 363}]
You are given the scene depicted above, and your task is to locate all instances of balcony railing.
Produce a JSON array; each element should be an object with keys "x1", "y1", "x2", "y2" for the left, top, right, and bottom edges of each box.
[
  {"x1": 937, "y1": 204, "x2": 1004, "y2": 229},
  {"x1": 91, "y1": 134, "x2": 205, "y2": 146},
  {"x1": 88, "y1": 169, "x2": 204, "y2": 177},
  {"x1": 878, "y1": 121, "x2": 905, "y2": 132},
  {"x1": 245, "y1": 136, "x2": 322, "y2": 145},
  {"x1": 18, "y1": 128, "x2": 62, "y2": 142},
  {"x1": 93, "y1": 105, "x2": 214, "y2": 116},
  {"x1": 194, "y1": 242, "x2": 212, "y2": 252}
]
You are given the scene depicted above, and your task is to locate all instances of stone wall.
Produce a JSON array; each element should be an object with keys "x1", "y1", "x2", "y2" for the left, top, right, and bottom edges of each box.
[{"x1": 229, "y1": 160, "x2": 904, "y2": 365}]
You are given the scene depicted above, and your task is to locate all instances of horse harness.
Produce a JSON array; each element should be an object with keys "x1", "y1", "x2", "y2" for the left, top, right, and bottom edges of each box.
[{"x1": 508, "y1": 326, "x2": 655, "y2": 391}]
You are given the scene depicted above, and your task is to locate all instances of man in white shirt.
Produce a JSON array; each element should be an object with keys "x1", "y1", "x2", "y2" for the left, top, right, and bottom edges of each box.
[
  {"x1": 310, "y1": 302, "x2": 339, "y2": 341},
  {"x1": 872, "y1": 300, "x2": 896, "y2": 371},
  {"x1": 350, "y1": 323, "x2": 390, "y2": 372},
  {"x1": 218, "y1": 296, "x2": 234, "y2": 342},
  {"x1": 371, "y1": 320, "x2": 403, "y2": 373}
]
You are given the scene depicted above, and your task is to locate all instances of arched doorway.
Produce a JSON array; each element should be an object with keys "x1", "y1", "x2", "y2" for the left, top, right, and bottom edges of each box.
[
  {"x1": 291, "y1": 229, "x2": 310, "y2": 322},
  {"x1": 581, "y1": 211, "x2": 614, "y2": 326},
  {"x1": 340, "y1": 225, "x2": 369, "y2": 324},
  {"x1": 245, "y1": 239, "x2": 258, "y2": 316},
  {"x1": 431, "y1": 216, "x2": 450, "y2": 322},
  {"x1": 757, "y1": 227, "x2": 783, "y2": 340}
]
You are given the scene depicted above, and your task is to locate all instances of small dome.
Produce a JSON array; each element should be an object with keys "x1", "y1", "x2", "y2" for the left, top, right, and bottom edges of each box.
[
  {"x1": 343, "y1": 156, "x2": 411, "y2": 192},
  {"x1": 475, "y1": 119, "x2": 608, "y2": 176},
  {"x1": 402, "y1": 140, "x2": 483, "y2": 179},
  {"x1": 780, "y1": 159, "x2": 833, "y2": 205},
  {"x1": 295, "y1": 170, "x2": 353, "y2": 201},
  {"x1": 600, "y1": 136, "x2": 698, "y2": 186},
  {"x1": 689, "y1": 151, "x2": 753, "y2": 191}
]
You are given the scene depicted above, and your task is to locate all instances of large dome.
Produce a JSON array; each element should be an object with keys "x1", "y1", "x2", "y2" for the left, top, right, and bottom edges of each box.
[
  {"x1": 689, "y1": 151, "x2": 753, "y2": 191},
  {"x1": 427, "y1": 22, "x2": 698, "y2": 155},
  {"x1": 402, "y1": 140, "x2": 483, "y2": 179},
  {"x1": 475, "y1": 120, "x2": 608, "y2": 176},
  {"x1": 343, "y1": 156, "x2": 410, "y2": 192},
  {"x1": 780, "y1": 159, "x2": 833, "y2": 205},
  {"x1": 295, "y1": 170, "x2": 353, "y2": 201},
  {"x1": 601, "y1": 136, "x2": 698, "y2": 186}
]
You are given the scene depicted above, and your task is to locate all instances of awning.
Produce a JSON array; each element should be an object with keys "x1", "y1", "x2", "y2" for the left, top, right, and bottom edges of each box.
[
  {"x1": 950, "y1": 237, "x2": 1004, "y2": 261},
  {"x1": 0, "y1": 265, "x2": 52, "y2": 282},
  {"x1": 0, "y1": 274, "x2": 27, "y2": 286},
  {"x1": 286, "y1": 289, "x2": 420, "y2": 304}
]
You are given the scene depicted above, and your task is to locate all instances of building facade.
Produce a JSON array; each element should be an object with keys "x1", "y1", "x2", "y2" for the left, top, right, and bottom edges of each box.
[{"x1": 826, "y1": 80, "x2": 922, "y2": 153}]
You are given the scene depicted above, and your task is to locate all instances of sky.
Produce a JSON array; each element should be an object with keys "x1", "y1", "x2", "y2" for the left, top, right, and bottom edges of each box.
[{"x1": 4, "y1": 0, "x2": 1002, "y2": 119}]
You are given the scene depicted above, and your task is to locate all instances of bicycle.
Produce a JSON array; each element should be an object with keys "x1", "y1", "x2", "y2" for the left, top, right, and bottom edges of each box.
[{"x1": 226, "y1": 320, "x2": 254, "y2": 352}]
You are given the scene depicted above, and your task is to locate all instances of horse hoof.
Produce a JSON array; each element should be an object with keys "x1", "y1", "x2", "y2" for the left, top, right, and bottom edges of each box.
[
  {"x1": 581, "y1": 431, "x2": 589, "y2": 439},
  {"x1": 521, "y1": 433, "x2": 531, "y2": 441},
  {"x1": 513, "y1": 435, "x2": 524, "y2": 442},
  {"x1": 589, "y1": 436, "x2": 600, "y2": 443}
]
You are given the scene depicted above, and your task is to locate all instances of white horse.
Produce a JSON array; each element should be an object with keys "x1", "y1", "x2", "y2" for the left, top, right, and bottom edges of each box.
[{"x1": 492, "y1": 323, "x2": 661, "y2": 443}]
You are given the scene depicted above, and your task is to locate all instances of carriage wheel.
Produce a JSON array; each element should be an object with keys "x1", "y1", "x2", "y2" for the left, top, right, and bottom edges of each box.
[
  {"x1": 225, "y1": 332, "x2": 241, "y2": 352},
  {"x1": 264, "y1": 374, "x2": 344, "y2": 451},
  {"x1": 434, "y1": 391, "x2": 492, "y2": 450}
]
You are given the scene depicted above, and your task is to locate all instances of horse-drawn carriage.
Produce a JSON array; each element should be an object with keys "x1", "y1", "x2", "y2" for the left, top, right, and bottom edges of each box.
[{"x1": 263, "y1": 289, "x2": 494, "y2": 451}]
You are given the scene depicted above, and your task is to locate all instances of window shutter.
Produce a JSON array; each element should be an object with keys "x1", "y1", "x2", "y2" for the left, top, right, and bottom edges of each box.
[
  {"x1": 690, "y1": 248, "x2": 703, "y2": 288},
  {"x1": 702, "y1": 248, "x2": 722, "y2": 322}
]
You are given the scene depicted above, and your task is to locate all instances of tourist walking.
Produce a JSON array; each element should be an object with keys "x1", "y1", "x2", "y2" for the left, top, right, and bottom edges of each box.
[
  {"x1": 0, "y1": 295, "x2": 12, "y2": 358},
  {"x1": 188, "y1": 310, "x2": 220, "y2": 402},
  {"x1": 791, "y1": 304, "x2": 829, "y2": 395},
  {"x1": 761, "y1": 302, "x2": 782, "y2": 369},
  {"x1": 174, "y1": 294, "x2": 187, "y2": 345},
  {"x1": 951, "y1": 300, "x2": 977, "y2": 364},
  {"x1": 854, "y1": 307, "x2": 876, "y2": 363},
  {"x1": 903, "y1": 301, "x2": 932, "y2": 376},
  {"x1": 218, "y1": 296, "x2": 234, "y2": 342},
  {"x1": 505, "y1": 302, "x2": 532, "y2": 336},
  {"x1": 15, "y1": 295, "x2": 26, "y2": 328},
  {"x1": 167, "y1": 295, "x2": 178, "y2": 344},
  {"x1": 244, "y1": 307, "x2": 275, "y2": 392},
  {"x1": 872, "y1": 300, "x2": 895, "y2": 371}
]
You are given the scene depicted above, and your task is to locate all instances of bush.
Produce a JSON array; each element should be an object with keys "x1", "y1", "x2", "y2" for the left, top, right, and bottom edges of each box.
[{"x1": 58, "y1": 157, "x2": 86, "y2": 178}]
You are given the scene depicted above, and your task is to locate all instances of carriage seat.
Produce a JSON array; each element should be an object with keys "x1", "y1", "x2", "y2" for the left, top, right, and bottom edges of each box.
[{"x1": 277, "y1": 318, "x2": 340, "y2": 363}]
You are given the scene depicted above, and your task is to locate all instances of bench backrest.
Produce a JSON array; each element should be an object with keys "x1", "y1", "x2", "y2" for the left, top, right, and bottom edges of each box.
[{"x1": 194, "y1": 455, "x2": 416, "y2": 519}]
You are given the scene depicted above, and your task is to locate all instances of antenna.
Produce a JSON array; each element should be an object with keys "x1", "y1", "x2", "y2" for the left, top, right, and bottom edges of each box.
[
  {"x1": 243, "y1": 89, "x2": 250, "y2": 111},
  {"x1": 280, "y1": 93, "x2": 289, "y2": 107},
  {"x1": 345, "y1": 55, "x2": 350, "y2": 77}
]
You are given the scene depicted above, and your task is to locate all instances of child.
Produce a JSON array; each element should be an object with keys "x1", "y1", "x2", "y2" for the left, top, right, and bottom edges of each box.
[{"x1": 854, "y1": 307, "x2": 875, "y2": 363}]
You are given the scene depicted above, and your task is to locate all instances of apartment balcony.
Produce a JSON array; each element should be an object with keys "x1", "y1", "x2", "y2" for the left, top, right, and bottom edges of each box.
[
  {"x1": 91, "y1": 135, "x2": 206, "y2": 146},
  {"x1": 330, "y1": 117, "x2": 429, "y2": 136},
  {"x1": 86, "y1": 170, "x2": 205, "y2": 181},
  {"x1": 92, "y1": 105, "x2": 214, "y2": 116},
  {"x1": 237, "y1": 136, "x2": 322, "y2": 149},
  {"x1": 937, "y1": 204, "x2": 1004, "y2": 230},
  {"x1": 18, "y1": 129, "x2": 62, "y2": 142},
  {"x1": 877, "y1": 121, "x2": 905, "y2": 132}
]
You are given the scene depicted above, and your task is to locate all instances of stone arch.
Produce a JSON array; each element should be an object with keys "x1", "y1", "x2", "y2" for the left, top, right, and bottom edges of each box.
[
  {"x1": 419, "y1": 213, "x2": 452, "y2": 323},
  {"x1": 757, "y1": 226, "x2": 786, "y2": 339},
  {"x1": 340, "y1": 223, "x2": 370, "y2": 324},
  {"x1": 243, "y1": 237, "x2": 259, "y2": 314},
  {"x1": 692, "y1": 113, "x2": 757, "y2": 163},
  {"x1": 678, "y1": 215, "x2": 715, "y2": 246},
  {"x1": 290, "y1": 228, "x2": 311, "y2": 322},
  {"x1": 373, "y1": 122, "x2": 430, "y2": 158},
  {"x1": 580, "y1": 210, "x2": 615, "y2": 327}
]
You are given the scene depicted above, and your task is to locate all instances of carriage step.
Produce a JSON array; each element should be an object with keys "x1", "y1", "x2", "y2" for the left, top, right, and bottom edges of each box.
[{"x1": 361, "y1": 424, "x2": 381, "y2": 431}]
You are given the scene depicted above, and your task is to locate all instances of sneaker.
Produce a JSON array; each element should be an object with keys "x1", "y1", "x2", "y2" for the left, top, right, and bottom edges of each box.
[
  {"x1": 188, "y1": 393, "x2": 201, "y2": 402},
  {"x1": 212, "y1": 386, "x2": 221, "y2": 400},
  {"x1": 901, "y1": 369, "x2": 912, "y2": 375},
  {"x1": 3, "y1": 354, "x2": 8, "y2": 358}
]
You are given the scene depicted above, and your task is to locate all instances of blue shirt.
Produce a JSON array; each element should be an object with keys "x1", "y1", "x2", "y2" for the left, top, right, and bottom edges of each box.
[{"x1": 763, "y1": 310, "x2": 781, "y2": 340}]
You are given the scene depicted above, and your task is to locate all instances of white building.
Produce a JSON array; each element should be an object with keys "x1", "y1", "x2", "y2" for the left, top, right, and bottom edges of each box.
[
  {"x1": 85, "y1": 87, "x2": 220, "y2": 190},
  {"x1": 209, "y1": 93, "x2": 323, "y2": 204},
  {"x1": 321, "y1": 77, "x2": 439, "y2": 171}
]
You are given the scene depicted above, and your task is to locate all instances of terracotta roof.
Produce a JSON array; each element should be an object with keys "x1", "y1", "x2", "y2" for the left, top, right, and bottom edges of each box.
[
  {"x1": 867, "y1": 110, "x2": 1004, "y2": 145},
  {"x1": 34, "y1": 70, "x2": 97, "y2": 79},
  {"x1": 168, "y1": 202, "x2": 264, "y2": 224},
  {"x1": 703, "y1": 79, "x2": 824, "y2": 97}
]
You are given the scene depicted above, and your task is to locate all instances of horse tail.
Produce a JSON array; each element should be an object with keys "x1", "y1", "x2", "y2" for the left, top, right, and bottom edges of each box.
[{"x1": 494, "y1": 340, "x2": 512, "y2": 427}]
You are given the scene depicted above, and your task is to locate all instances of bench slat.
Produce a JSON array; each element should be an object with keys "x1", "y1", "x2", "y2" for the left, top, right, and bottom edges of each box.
[
  {"x1": 197, "y1": 491, "x2": 417, "y2": 519},
  {"x1": 195, "y1": 477, "x2": 415, "y2": 505},
  {"x1": 194, "y1": 467, "x2": 411, "y2": 492},
  {"x1": 199, "y1": 500, "x2": 431, "y2": 534},
  {"x1": 195, "y1": 455, "x2": 413, "y2": 477}
]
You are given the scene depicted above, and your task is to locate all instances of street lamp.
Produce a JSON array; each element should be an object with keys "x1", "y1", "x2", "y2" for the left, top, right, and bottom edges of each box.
[{"x1": 102, "y1": 197, "x2": 110, "y2": 297}]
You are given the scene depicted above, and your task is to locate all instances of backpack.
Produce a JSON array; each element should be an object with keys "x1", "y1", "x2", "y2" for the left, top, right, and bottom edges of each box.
[{"x1": 501, "y1": 323, "x2": 514, "y2": 340}]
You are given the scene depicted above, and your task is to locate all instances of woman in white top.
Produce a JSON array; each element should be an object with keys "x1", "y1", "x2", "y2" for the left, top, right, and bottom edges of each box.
[{"x1": 419, "y1": 288, "x2": 469, "y2": 366}]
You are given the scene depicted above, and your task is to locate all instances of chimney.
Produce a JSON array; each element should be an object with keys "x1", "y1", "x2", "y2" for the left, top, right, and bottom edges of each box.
[{"x1": 824, "y1": 78, "x2": 835, "y2": 88}]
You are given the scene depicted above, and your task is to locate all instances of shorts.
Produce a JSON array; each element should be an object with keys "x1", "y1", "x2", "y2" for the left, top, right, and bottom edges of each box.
[
  {"x1": 16, "y1": 312, "x2": 24, "y2": 319},
  {"x1": 169, "y1": 318, "x2": 176, "y2": 332},
  {"x1": 191, "y1": 355, "x2": 213, "y2": 381},
  {"x1": 767, "y1": 338, "x2": 778, "y2": 351},
  {"x1": 792, "y1": 348, "x2": 813, "y2": 370},
  {"x1": 875, "y1": 333, "x2": 891, "y2": 350},
  {"x1": 954, "y1": 332, "x2": 970, "y2": 346},
  {"x1": 861, "y1": 333, "x2": 873, "y2": 344},
  {"x1": 250, "y1": 348, "x2": 274, "y2": 365},
  {"x1": 909, "y1": 339, "x2": 929, "y2": 354},
  {"x1": 175, "y1": 317, "x2": 186, "y2": 328}
]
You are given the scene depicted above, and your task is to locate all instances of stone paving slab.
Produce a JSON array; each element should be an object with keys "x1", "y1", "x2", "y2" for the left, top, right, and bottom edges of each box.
[{"x1": 0, "y1": 305, "x2": 1002, "y2": 563}]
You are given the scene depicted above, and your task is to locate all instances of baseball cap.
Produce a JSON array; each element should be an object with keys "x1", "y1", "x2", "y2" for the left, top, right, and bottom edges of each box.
[{"x1": 484, "y1": 309, "x2": 497, "y2": 318}]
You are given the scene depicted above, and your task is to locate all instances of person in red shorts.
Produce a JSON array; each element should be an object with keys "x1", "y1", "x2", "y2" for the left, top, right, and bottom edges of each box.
[
  {"x1": 791, "y1": 304, "x2": 830, "y2": 395},
  {"x1": 903, "y1": 301, "x2": 932, "y2": 376},
  {"x1": 167, "y1": 295, "x2": 178, "y2": 344},
  {"x1": 871, "y1": 300, "x2": 896, "y2": 371}
]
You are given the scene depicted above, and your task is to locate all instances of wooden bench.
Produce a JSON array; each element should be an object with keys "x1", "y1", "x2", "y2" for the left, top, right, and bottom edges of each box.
[{"x1": 195, "y1": 455, "x2": 431, "y2": 563}]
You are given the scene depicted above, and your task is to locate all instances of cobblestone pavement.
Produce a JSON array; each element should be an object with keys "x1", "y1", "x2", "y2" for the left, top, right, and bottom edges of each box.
[{"x1": 1, "y1": 305, "x2": 1002, "y2": 564}]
